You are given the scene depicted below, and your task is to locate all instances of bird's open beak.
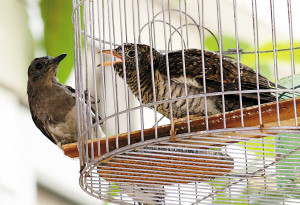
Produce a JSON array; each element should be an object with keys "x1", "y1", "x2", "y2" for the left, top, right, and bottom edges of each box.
[
  {"x1": 98, "y1": 50, "x2": 123, "y2": 67},
  {"x1": 53, "y1": 53, "x2": 67, "y2": 64}
]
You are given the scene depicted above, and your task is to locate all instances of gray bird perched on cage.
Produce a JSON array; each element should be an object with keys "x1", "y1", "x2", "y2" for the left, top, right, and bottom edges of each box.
[
  {"x1": 27, "y1": 54, "x2": 104, "y2": 148},
  {"x1": 100, "y1": 43, "x2": 280, "y2": 120}
]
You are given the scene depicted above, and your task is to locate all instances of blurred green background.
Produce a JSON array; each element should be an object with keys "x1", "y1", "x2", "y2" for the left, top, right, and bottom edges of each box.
[{"x1": 40, "y1": 0, "x2": 74, "y2": 84}]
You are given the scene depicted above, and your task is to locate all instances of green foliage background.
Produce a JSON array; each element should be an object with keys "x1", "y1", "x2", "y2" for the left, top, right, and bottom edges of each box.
[
  {"x1": 205, "y1": 35, "x2": 300, "y2": 81},
  {"x1": 40, "y1": 0, "x2": 74, "y2": 84}
]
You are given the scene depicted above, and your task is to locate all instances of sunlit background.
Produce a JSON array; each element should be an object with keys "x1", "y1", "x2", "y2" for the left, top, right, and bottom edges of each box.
[{"x1": 1, "y1": 0, "x2": 300, "y2": 204}]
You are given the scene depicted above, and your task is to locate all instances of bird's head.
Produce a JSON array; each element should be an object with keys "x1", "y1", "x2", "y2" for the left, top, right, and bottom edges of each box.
[
  {"x1": 28, "y1": 54, "x2": 67, "y2": 85},
  {"x1": 100, "y1": 43, "x2": 160, "y2": 78}
]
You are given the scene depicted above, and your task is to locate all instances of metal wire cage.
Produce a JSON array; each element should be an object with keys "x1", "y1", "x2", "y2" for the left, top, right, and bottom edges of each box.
[{"x1": 68, "y1": 0, "x2": 300, "y2": 204}]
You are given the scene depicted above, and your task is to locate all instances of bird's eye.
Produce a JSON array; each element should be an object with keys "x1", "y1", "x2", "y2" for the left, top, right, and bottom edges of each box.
[
  {"x1": 35, "y1": 63, "x2": 42, "y2": 70},
  {"x1": 127, "y1": 50, "x2": 135, "y2": 58}
]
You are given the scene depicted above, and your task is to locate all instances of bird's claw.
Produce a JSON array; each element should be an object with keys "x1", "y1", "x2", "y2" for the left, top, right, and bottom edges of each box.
[
  {"x1": 170, "y1": 128, "x2": 176, "y2": 141},
  {"x1": 259, "y1": 123, "x2": 265, "y2": 132},
  {"x1": 84, "y1": 90, "x2": 100, "y2": 104},
  {"x1": 170, "y1": 119, "x2": 179, "y2": 142}
]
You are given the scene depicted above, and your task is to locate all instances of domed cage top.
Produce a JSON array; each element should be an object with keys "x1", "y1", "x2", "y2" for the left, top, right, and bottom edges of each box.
[{"x1": 64, "y1": 0, "x2": 300, "y2": 204}]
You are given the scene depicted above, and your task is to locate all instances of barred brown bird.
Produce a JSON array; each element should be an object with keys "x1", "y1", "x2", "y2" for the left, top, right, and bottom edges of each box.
[{"x1": 101, "y1": 43, "x2": 278, "y2": 119}]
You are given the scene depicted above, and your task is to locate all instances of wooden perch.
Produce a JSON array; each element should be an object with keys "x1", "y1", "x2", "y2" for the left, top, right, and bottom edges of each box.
[{"x1": 63, "y1": 97, "x2": 300, "y2": 159}]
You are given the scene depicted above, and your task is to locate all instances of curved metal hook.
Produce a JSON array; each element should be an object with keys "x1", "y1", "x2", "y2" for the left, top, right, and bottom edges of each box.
[
  {"x1": 168, "y1": 23, "x2": 219, "y2": 51},
  {"x1": 139, "y1": 20, "x2": 186, "y2": 51},
  {"x1": 138, "y1": 8, "x2": 219, "y2": 51}
]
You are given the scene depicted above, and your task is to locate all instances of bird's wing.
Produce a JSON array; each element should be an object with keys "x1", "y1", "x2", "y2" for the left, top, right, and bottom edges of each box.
[
  {"x1": 65, "y1": 84, "x2": 101, "y2": 105},
  {"x1": 222, "y1": 55, "x2": 286, "y2": 89},
  {"x1": 64, "y1": 84, "x2": 102, "y2": 123},
  {"x1": 162, "y1": 49, "x2": 277, "y2": 102},
  {"x1": 30, "y1": 111, "x2": 56, "y2": 144}
]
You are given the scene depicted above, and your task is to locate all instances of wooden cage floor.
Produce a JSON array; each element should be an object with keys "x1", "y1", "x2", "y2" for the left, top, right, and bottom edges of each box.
[{"x1": 63, "y1": 97, "x2": 300, "y2": 158}]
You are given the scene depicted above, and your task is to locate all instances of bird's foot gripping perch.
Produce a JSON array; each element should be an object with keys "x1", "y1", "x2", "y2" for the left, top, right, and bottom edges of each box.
[
  {"x1": 84, "y1": 90, "x2": 100, "y2": 104},
  {"x1": 170, "y1": 124, "x2": 176, "y2": 142},
  {"x1": 170, "y1": 118, "x2": 183, "y2": 142},
  {"x1": 169, "y1": 116, "x2": 200, "y2": 142}
]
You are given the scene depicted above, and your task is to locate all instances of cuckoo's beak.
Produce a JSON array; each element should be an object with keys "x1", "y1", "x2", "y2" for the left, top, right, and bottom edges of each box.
[{"x1": 98, "y1": 50, "x2": 123, "y2": 67}]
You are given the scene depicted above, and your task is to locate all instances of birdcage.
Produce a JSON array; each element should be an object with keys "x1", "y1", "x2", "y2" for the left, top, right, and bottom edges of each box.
[{"x1": 65, "y1": 0, "x2": 300, "y2": 204}]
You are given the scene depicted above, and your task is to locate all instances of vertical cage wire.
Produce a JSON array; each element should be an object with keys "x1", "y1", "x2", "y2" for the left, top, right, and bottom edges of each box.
[{"x1": 70, "y1": 0, "x2": 300, "y2": 204}]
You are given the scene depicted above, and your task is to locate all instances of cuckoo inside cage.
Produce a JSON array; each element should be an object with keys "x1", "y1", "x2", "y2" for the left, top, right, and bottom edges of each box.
[{"x1": 66, "y1": 0, "x2": 300, "y2": 204}]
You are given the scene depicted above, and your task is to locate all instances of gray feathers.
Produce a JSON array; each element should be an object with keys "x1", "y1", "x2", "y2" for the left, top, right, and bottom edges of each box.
[{"x1": 27, "y1": 54, "x2": 79, "y2": 147}]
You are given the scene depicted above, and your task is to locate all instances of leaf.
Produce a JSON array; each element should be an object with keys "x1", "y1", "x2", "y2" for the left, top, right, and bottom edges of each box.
[
  {"x1": 258, "y1": 42, "x2": 300, "y2": 64},
  {"x1": 277, "y1": 74, "x2": 300, "y2": 100},
  {"x1": 278, "y1": 74, "x2": 300, "y2": 89},
  {"x1": 238, "y1": 136, "x2": 275, "y2": 157},
  {"x1": 106, "y1": 183, "x2": 121, "y2": 197},
  {"x1": 40, "y1": 0, "x2": 74, "y2": 84},
  {"x1": 204, "y1": 35, "x2": 251, "y2": 53},
  {"x1": 276, "y1": 133, "x2": 300, "y2": 199},
  {"x1": 205, "y1": 36, "x2": 300, "y2": 81}
]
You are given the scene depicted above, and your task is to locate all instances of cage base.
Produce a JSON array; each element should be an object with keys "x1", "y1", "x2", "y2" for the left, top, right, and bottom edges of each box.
[{"x1": 63, "y1": 97, "x2": 300, "y2": 159}]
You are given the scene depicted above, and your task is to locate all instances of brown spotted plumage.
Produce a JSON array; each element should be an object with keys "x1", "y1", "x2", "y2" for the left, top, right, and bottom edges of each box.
[{"x1": 102, "y1": 43, "x2": 279, "y2": 119}]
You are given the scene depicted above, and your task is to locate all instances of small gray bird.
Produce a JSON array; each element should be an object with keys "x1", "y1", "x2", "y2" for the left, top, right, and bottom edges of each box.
[
  {"x1": 27, "y1": 54, "x2": 103, "y2": 148},
  {"x1": 27, "y1": 54, "x2": 157, "y2": 205}
]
